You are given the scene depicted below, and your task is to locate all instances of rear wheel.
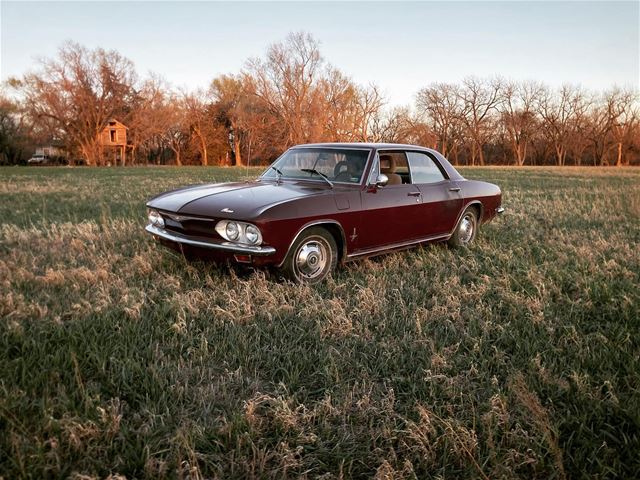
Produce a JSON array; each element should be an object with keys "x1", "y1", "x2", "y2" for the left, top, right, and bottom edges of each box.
[
  {"x1": 448, "y1": 206, "x2": 479, "y2": 247},
  {"x1": 281, "y1": 227, "x2": 337, "y2": 284}
]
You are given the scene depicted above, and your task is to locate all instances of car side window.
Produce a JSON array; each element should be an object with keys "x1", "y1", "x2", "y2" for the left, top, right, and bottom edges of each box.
[
  {"x1": 378, "y1": 151, "x2": 411, "y2": 185},
  {"x1": 406, "y1": 152, "x2": 446, "y2": 184}
]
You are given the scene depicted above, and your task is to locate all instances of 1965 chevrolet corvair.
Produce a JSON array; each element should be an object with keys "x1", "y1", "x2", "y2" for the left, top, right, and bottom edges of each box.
[{"x1": 146, "y1": 143, "x2": 503, "y2": 283}]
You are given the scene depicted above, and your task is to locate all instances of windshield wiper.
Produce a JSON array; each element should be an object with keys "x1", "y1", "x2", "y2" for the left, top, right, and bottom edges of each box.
[
  {"x1": 300, "y1": 168, "x2": 334, "y2": 188},
  {"x1": 270, "y1": 166, "x2": 283, "y2": 183}
]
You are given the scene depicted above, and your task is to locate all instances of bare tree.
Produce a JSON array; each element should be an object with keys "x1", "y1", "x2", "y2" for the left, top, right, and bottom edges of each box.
[
  {"x1": 585, "y1": 94, "x2": 608, "y2": 165},
  {"x1": 354, "y1": 84, "x2": 385, "y2": 142},
  {"x1": 245, "y1": 32, "x2": 324, "y2": 146},
  {"x1": 500, "y1": 81, "x2": 542, "y2": 166},
  {"x1": 211, "y1": 74, "x2": 251, "y2": 166},
  {"x1": 183, "y1": 90, "x2": 211, "y2": 166},
  {"x1": 369, "y1": 107, "x2": 417, "y2": 143},
  {"x1": 584, "y1": 89, "x2": 632, "y2": 166},
  {"x1": 0, "y1": 89, "x2": 36, "y2": 164},
  {"x1": 236, "y1": 87, "x2": 285, "y2": 165},
  {"x1": 20, "y1": 42, "x2": 136, "y2": 166},
  {"x1": 126, "y1": 75, "x2": 174, "y2": 165},
  {"x1": 536, "y1": 85, "x2": 589, "y2": 166},
  {"x1": 416, "y1": 82, "x2": 464, "y2": 159},
  {"x1": 605, "y1": 89, "x2": 639, "y2": 166},
  {"x1": 457, "y1": 77, "x2": 503, "y2": 165},
  {"x1": 316, "y1": 68, "x2": 358, "y2": 141},
  {"x1": 162, "y1": 95, "x2": 189, "y2": 166}
]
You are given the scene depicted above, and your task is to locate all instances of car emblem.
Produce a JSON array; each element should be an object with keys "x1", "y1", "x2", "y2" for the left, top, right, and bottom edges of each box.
[{"x1": 221, "y1": 208, "x2": 234, "y2": 213}]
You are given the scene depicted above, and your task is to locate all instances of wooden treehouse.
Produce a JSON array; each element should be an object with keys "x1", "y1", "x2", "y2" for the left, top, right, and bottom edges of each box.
[{"x1": 99, "y1": 119, "x2": 132, "y2": 165}]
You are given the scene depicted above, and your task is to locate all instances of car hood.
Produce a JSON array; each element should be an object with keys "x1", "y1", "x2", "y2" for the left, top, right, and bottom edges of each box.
[{"x1": 147, "y1": 180, "x2": 328, "y2": 219}]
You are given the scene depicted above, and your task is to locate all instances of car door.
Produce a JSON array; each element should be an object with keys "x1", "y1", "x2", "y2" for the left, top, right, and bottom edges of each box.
[
  {"x1": 357, "y1": 151, "x2": 426, "y2": 250},
  {"x1": 406, "y1": 151, "x2": 463, "y2": 236}
]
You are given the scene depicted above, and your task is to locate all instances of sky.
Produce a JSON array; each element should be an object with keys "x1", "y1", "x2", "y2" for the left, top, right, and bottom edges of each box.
[{"x1": 1, "y1": 1, "x2": 638, "y2": 106}]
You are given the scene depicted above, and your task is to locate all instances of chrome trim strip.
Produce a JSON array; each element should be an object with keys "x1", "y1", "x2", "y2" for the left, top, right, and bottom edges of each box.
[
  {"x1": 276, "y1": 219, "x2": 348, "y2": 267},
  {"x1": 347, "y1": 233, "x2": 450, "y2": 259},
  {"x1": 145, "y1": 224, "x2": 276, "y2": 256},
  {"x1": 162, "y1": 212, "x2": 216, "y2": 222},
  {"x1": 290, "y1": 145, "x2": 374, "y2": 151},
  {"x1": 496, "y1": 206, "x2": 505, "y2": 214},
  {"x1": 258, "y1": 178, "x2": 362, "y2": 187}
]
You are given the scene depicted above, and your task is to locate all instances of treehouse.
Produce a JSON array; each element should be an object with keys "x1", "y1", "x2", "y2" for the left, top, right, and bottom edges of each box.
[{"x1": 99, "y1": 119, "x2": 132, "y2": 165}]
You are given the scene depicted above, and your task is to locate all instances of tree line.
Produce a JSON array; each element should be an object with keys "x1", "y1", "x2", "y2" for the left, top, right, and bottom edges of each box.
[{"x1": 1, "y1": 32, "x2": 638, "y2": 167}]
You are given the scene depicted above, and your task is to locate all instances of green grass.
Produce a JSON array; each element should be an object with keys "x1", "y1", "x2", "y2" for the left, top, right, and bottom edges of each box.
[{"x1": 1, "y1": 165, "x2": 639, "y2": 479}]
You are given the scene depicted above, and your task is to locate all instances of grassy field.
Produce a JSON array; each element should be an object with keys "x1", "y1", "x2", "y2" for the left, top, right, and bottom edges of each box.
[{"x1": 1, "y1": 165, "x2": 639, "y2": 479}]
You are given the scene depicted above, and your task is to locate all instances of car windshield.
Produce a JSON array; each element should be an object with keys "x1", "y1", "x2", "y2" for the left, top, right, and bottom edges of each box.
[{"x1": 261, "y1": 148, "x2": 370, "y2": 184}]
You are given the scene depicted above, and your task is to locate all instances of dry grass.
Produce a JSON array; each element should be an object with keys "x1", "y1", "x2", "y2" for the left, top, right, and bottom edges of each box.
[{"x1": 0, "y1": 165, "x2": 639, "y2": 478}]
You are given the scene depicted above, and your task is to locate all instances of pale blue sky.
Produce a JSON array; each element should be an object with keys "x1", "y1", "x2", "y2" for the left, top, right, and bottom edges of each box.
[{"x1": 1, "y1": 1, "x2": 638, "y2": 105}]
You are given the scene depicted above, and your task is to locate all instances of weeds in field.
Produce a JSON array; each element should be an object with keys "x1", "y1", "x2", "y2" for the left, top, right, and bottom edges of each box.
[{"x1": 0, "y1": 166, "x2": 639, "y2": 478}]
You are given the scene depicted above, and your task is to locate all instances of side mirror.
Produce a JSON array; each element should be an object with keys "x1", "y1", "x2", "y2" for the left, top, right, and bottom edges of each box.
[{"x1": 375, "y1": 174, "x2": 389, "y2": 187}]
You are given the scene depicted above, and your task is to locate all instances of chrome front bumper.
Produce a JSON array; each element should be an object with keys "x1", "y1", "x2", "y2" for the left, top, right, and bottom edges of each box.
[
  {"x1": 145, "y1": 224, "x2": 276, "y2": 256},
  {"x1": 496, "y1": 207, "x2": 505, "y2": 214}
]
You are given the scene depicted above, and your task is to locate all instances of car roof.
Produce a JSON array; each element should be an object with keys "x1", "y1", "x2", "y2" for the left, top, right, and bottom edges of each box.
[{"x1": 290, "y1": 142, "x2": 433, "y2": 150}]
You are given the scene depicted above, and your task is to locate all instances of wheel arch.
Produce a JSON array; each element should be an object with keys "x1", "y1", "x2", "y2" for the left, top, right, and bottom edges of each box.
[
  {"x1": 450, "y1": 200, "x2": 484, "y2": 237},
  {"x1": 466, "y1": 201, "x2": 483, "y2": 222},
  {"x1": 277, "y1": 219, "x2": 347, "y2": 267}
]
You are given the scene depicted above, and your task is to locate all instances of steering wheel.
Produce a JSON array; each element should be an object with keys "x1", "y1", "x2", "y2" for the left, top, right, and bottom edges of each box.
[{"x1": 333, "y1": 161, "x2": 349, "y2": 178}]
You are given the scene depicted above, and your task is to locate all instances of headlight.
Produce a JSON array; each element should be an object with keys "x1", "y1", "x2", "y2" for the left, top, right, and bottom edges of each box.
[
  {"x1": 215, "y1": 220, "x2": 263, "y2": 245},
  {"x1": 147, "y1": 209, "x2": 164, "y2": 228},
  {"x1": 245, "y1": 225, "x2": 260, "y2": 244},
  {"x1": 225, "y1": 221, "x2": 240, "y2": 241}
]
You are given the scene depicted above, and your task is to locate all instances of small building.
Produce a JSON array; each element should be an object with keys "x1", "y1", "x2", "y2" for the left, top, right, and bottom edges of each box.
[
  {"x1": 99, "y1": 119, "x2": 131, "y2": 165},
  {"x1": 35, "y1": 144, "x2": 66, "y2": 158}
]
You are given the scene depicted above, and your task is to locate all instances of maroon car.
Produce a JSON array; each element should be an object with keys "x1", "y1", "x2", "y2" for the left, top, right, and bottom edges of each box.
[{"x1": 146, "y1": 143, "x2": 503, "y2": 283}]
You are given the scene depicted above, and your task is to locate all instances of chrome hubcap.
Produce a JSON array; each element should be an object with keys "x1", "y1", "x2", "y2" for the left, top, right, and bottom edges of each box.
[
  {"x1": 295, "y1": 238, "x2": 328, "y2": 279},
  {"x1": 459, "y1": 214, "x2": 475, "y2": 244}
]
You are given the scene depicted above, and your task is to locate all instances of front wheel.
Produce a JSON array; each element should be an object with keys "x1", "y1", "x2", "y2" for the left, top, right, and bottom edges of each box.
[
  {"x1": 281, "y1": 227, "x2": 338, "y2": 284},
  {"x1": 448, "y1": 207, "x2": 479, "y2": 247}
]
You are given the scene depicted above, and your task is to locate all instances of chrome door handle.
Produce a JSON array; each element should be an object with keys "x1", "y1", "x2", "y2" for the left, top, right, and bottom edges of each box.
[
  {"x1": 408, "y1": 191, "x2": 421, "y2": 197},
  {"x1": 449, "y1": 187, "x2": 461, "y2": 192}
]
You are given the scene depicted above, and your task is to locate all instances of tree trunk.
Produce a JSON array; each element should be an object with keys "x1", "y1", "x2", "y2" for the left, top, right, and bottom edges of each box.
[
  {"x1": 451, "y1": 144, "x2": 460, "y2": 165},
  {"x1": 200, "y1": 136, "x2": 208, "y2": 166},
  {"x1": 477, "y1": 142, "x2": 485, "y2": 166},
  {"x1": 514, "y1": 141, "x2": 525, "y2": 166},
  {"x1": 80, "y1": 142, "x2": 99, "y2": 166},
  {"x1": 234, "y1": 134, "x2": 243, "y2": 167},
  {"x1": 616, "y1": 142, "x2": 623, "y2": 167},
  {"x1": 555, "y1": 145, "x2": 565, "y2": 166},
  {"x1": 595, "y1": 142, "x2": 606, "y2": 166},
  {"x1": 247, "y1": 134, "x2": 252, "y2": 167},
  {"x1": 171, "y1": 147, "x2": 182, "y2": 166}
]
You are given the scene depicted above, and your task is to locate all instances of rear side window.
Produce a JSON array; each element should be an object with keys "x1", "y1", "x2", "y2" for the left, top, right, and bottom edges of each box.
[{"x1": 407, "y1": 152, "x2": 446, "y2": 184}]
